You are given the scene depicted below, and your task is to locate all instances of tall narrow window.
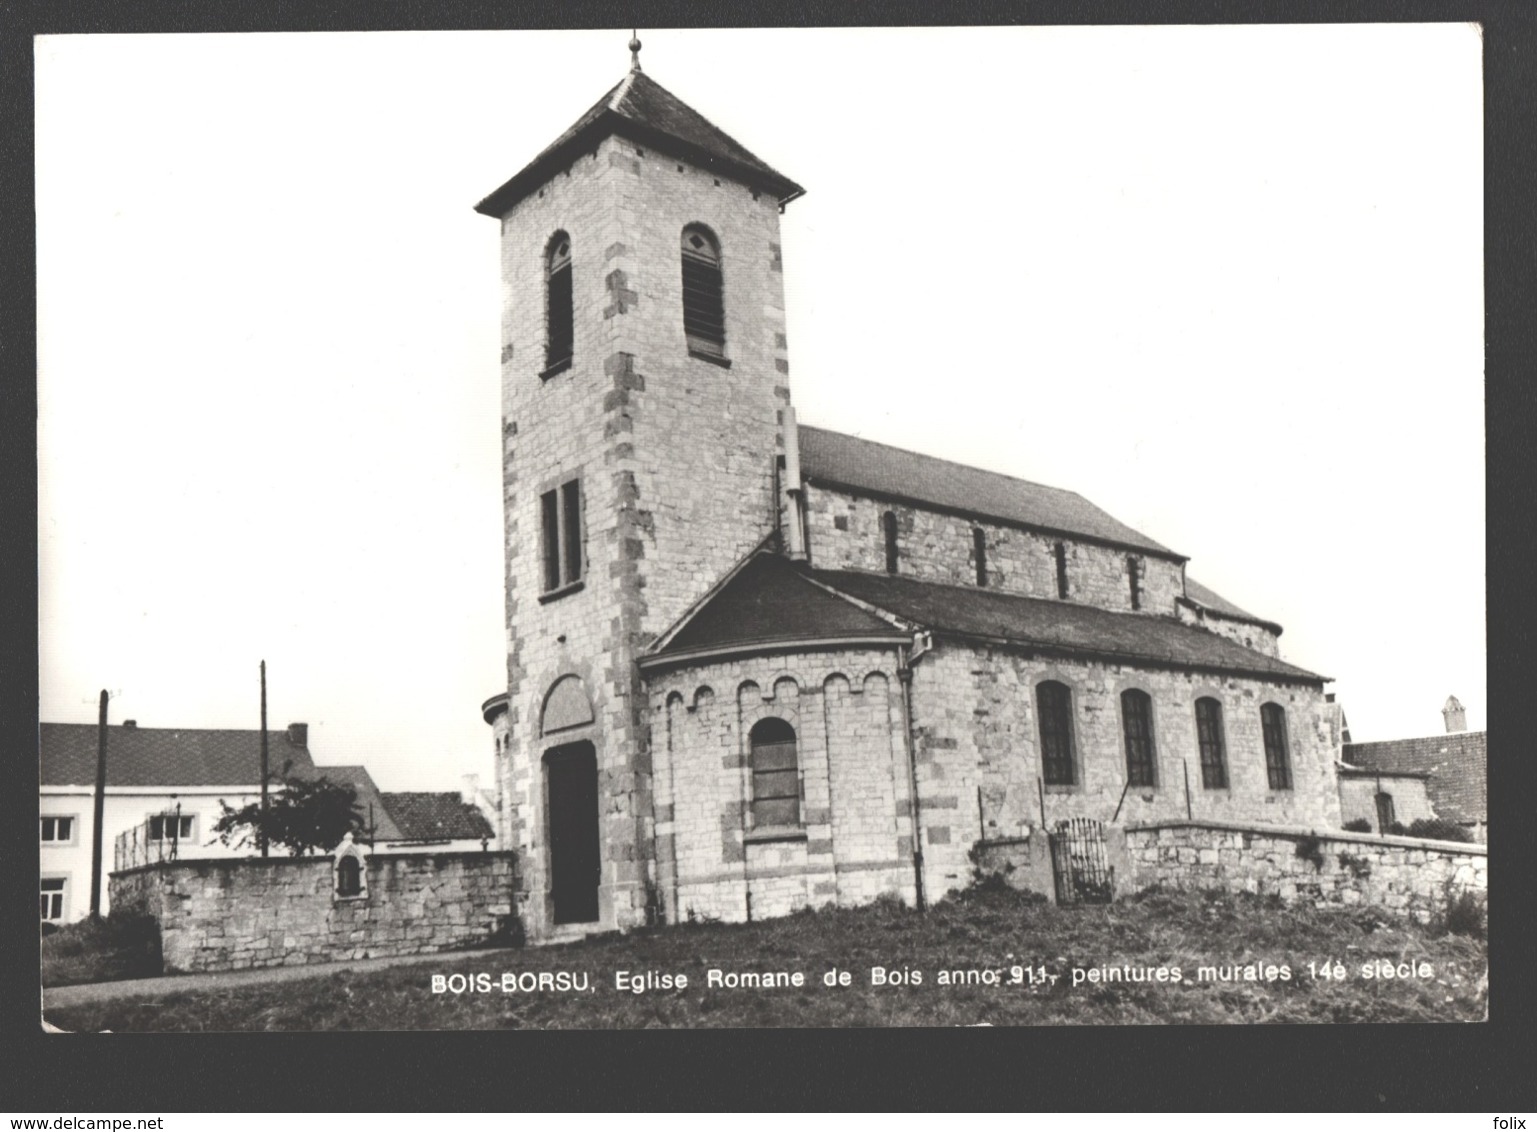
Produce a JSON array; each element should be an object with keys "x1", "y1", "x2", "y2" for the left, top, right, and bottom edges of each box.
[
  {"x1": 541, "y1": 478, "x2": 583, "y2": 595},
  {"x1": 1261, "y1": 703, "x2": 1292, "y2": 790},
  {"x1": 749, "y1": 718, "x2": 800, "y2": 829},
  {"x1": 973, "y1": 527, "x2": 988, "y2": 586},
  {"x1": 1121, "y1": 689, "x2": 1157, "y2": 787},
  {"x1": 1037, "y1": 681, "x2": 1076, "y2": 786},
  {"x1": 545, "y1": 233, "x2": 573, "y2": 373},
  {"x1": 1374, "y1": 792, "x2": 1396, "y2": 833},
  {"x1": 1195, "y1": 697, "x2": 1228, "y2": 788},
  {"x1": 1127, "y1": 556, "x2": 1142, "y2": 610},
  {"x1": 1054, "y1": 542, "x2": 1069, "y2": 599},
  {"x1": 681, "y1": 225, "x2": 726, "y2": 357},
  {"x1": 883, "y1": 511, "x2": 899, "y2": 574}
]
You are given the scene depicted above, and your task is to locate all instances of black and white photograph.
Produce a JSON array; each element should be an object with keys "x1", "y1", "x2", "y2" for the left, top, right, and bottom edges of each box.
[{"x1": 33, "y1": 24, "x2": 1489, "y2": 1041}]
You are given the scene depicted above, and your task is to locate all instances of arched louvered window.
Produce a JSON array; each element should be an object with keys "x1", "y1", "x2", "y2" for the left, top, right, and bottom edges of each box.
[
  {"x1": 681, "y1": 225, "x2": 726, "y2": 357},
  {"x1": 545, "y1": 232, "x2": 574, "y2": 373},
  {"x1": 749, "y1": 717, "x2": 800, "y2": 828},
  {"x1": 1037, "y1": 681, "x2": 1076, "y2": 786},
  {"x1": 1121, "y1": 689, "x2": 1157, "y2": 787},
  {"x1": 1261, "y1": 703, "x2": 1292, "y2": 790},
  {"x1": 1195, "y1": 697, "x2": 1228, "y2": 788}
]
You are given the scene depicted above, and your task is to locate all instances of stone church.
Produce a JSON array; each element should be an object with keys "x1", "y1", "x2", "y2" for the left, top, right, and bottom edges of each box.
[{"x1": 476, "y1": 45, "x2": 1341, "y2": 942}]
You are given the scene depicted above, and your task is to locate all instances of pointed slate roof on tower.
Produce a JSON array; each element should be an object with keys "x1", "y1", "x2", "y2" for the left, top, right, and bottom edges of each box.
[{"x1": 475, "y1": 69, "x2": 805, "y2": 217}]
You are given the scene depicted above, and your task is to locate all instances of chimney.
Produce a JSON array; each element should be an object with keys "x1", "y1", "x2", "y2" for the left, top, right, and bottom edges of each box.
[
  {"x1": 122, "y1": 720, "x2": 137, "y2": 728},
  {"x1": 287, "y1": 722, "x2": 309, "y2": 747},
  {"x1": 461, "y1": 773, "x2": 480, "y2": 805},
  {"x1": 1441, "y1": 695, "x2": 1466, "y2": 734}
]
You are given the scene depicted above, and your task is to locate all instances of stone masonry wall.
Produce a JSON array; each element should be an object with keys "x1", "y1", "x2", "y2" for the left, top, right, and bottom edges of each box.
[
  {"x1": 1175, "y1": 603, "x2": 1281, "y2": 658},
  {"x1": 109, "y1": 852, "x2": 517, "y2": 973},
  {"x1": 493, "y1": 129, "x2": 793, "y2": 939},
  {"x1": 803, "y1": 486, "x2": 1186, "y2": 616},
  {"x1": 649, "y1": 647, "x2": 919, "y2": 924},
  {"x1": 907, "y1": 643, "x2": 1340, "y2": 900},
  {"x1": 1123, "y1": 820, "x2": 1485, "y2": 922},
  {"x1": 1337, "y1": 774, "x2": 1437, "y2": 831}
]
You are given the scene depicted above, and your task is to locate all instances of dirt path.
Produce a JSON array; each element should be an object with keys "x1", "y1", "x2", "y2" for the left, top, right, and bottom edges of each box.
[{"x1": 42, "y1": 947, "x2": 521, "y2": 1012}]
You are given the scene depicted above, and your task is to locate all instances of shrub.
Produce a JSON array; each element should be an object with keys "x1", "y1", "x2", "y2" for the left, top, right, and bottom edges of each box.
[
  {"x1": 1406, "y1": 818, "x2": 1474, "y2": 843},
  {"x1": 1342, "y1": 818, "x2": 1372, "y2": 833},
  {"x1": 1294, "y1": 833, "x2": 1324, "y2": 869},
  {"x1": 1442, "y1": 890, "x2": 1486, "y2": 938},
  {"x1": 1387, "y1": 821, "x2": 1407, "y2": 836},
  {"x1": 1337, "y1": 852, "x2": 1372, "y2": 879}
]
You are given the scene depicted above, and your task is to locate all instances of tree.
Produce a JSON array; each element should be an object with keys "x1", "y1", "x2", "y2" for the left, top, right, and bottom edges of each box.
[{"x1": 214, "y1": 771, "x2": 364, "y2": 856}]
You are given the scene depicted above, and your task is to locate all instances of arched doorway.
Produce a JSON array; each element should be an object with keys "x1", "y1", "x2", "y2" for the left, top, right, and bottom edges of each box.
[{"x1": 544, "y1": 741, "x2": 600, "y2": 924}]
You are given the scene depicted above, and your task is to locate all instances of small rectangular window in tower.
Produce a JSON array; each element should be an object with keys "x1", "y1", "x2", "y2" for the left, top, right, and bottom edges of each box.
[
  {"x1": 1054, "y1": 542, "x2": 1069, "y2": 599},
  {"x1": 1127, "y1": 556, "x2": 1142, "y2": 610},
  {"x1": 973, "y1": 527, "x2": 987, "y2": 586},
  {"x1": 541, "y1": 478, "x2": 584, "y2": 595},
  {"x1": 883, "y1": 511, "x2": 899, "y2": 574}
]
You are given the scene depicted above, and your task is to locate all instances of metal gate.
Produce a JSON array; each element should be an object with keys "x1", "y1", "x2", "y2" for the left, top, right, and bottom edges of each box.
[{"x1": 1049, "y1": 817, "x2": 1114, "y2": 904}]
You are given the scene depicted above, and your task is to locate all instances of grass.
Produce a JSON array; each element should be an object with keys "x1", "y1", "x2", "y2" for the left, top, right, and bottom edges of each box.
[
  {"x1": 42, "y1": 885, "x2": 1488, "y2": 1030},
  {"x1": 41, "y1": 914, "x2": 162, "y2": 988}
]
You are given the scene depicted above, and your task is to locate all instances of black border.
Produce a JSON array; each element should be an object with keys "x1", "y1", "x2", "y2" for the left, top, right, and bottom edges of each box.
[{"x1": 5, "y1": 0, "x2": 1533, "y2": 1114}]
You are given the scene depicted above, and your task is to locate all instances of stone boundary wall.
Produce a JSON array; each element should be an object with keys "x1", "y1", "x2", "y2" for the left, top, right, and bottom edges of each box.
[
  {"x1": 110, "y1": 851, "x2": 518, "y2": 973},
  {"x1": 1123, "y1": 820, "x2": 1485, "y2": 922}
]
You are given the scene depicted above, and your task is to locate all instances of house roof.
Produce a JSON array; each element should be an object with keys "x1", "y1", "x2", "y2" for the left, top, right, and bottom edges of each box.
[
  {"x1": 1343, "y1": 732, "x2": 1487, "y2": 823},
  {"x1": 813, "y1": 569, "x2": 1324, "y2": 684},
  {"x1": 796, "y1": 425, "x2": 1180, "y2": 559},
  {"x1": 646, "y1": 552, "x2": 907, "y2": 665},
  {"x1": 40, "y1": 723, "x2": 318, "y2": 788},
  {"x1": 644, "y1": 554, "x2": 1323, "y2": 684},
  {"x1": 1183, "y1": 577, "x2": 1281, "y2": 634},
  {"x1": 475, "y1": 69, "x2": 804, "y2": 217},
  {"x1": 379, "y1": 792, "x2": 496, "y2": 843},
  {"x1": 313, "y1": 764, "x2": 404, "y2": 842}
]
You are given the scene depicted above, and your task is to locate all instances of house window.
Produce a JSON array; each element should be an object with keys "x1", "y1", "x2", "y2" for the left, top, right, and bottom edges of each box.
[
  {"x1": 147, "y1": 814, "x2": 194, "y2": 843},
  {"x1": 973, "y1": 527, "x2": 988, "y2": 586},
  {"x1": 1195, "y1": 697, "x2": 1228, "y2": 789},
  {"x1": 1374, "y1": 792, "x2": 1396, "y2": 833},
  {"x1": 1127, "y1": 556, "x2": 1142, "y2": 610},
  {"x1": 1054, "y1": 542, "x2": 1069, "y2": 599},
  {"x1": 545, "y1": 232, "x2": 573, "y2": 373},
  {"x1": 541, "y1": 478, "x2": 584, "y2": 594},
  {"x1": 1260, "y1": 703, "x2": 1292, "y2": 790},
  {"x1": 336, "y1": 854, "x2": 363, "y2": 897},
  {"x1": 40, "y1": 877, "x2": 68, "y2": 922},
  {"x1": 40, "y1": 816, "x2": 76, "y2": 845},
  {"x1": 681, "y1": 225, "x2": 726, "y2": 357},
  {"x1": 1121, "y1": 689, "x2": 1156, "y2": 787},
  {"x1": 1037, "y1": 680, "x2": 1076, "y2": 786},
  {"x1": 749, "y1": 718, "x2": 800, "y2": 829},
  {"x1": 883, "y1": 511, "x2": 899, "y2": 574}
]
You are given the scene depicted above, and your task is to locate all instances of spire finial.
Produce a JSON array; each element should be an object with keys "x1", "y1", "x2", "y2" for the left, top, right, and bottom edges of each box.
[{"x1": 629, "y1": 30, "x2": 642, "y2": 72}]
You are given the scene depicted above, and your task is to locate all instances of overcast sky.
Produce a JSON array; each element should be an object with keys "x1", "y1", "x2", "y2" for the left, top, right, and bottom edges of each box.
[{"x1": 36, "y1": 25, "x2": 1484, "y2": 791}]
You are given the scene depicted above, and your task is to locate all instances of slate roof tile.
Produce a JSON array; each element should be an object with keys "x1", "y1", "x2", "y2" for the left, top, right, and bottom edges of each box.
[
  {"x1": 813, "y1": 569, "x2": 1323, "y2": 683},
  {"x1": 40, "y1": 724, "x2": 319, "y2": 788},
  {"x1": 1343, "y1": 732, "x2": 1487, "y2": 824},
  {"x1": 476, "y1": 70, "x2": 803, "y2": 216},
  {"x1": 380, "y1": 792, "x2": 495, "y2": 842}
]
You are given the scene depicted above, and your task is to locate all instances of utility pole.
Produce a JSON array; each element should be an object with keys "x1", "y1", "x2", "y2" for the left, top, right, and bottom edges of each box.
[
  {"x1": 89, "y1": 689, "x2": 108, "y2": 920},
  {"x1": 259, "y1": 660, "x2": 269, "y2": 858}
]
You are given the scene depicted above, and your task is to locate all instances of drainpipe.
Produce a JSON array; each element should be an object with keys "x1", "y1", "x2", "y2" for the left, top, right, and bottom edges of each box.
[
  {"x1": 896, "y1": 642, "x2": 926, "y2": 913},
  {"x1": 782, "y1": 406, "x2": 807, "y2": 561}
]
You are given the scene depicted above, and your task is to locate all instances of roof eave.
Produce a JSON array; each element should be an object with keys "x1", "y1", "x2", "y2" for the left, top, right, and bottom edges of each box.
[
  {"x1": 474, "y1": 111, "x2": 805, "y2": 219},
  {"x1": 639, "y1": 633, "x2": 910, "y2": 675},
  {"x1": 921, "y1": 628, "x2": 1328, "y2": 687}
]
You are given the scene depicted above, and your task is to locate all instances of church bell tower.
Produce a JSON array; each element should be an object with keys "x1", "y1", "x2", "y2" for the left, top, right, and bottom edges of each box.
[{"x1": 474, "y1": 38, "x2": 806, "y2": 940}]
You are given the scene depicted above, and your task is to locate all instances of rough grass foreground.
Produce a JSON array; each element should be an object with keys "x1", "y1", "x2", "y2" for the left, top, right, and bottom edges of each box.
[{"x1": 45, "y1": 887, "x2": 1487, "y2": 1031}]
